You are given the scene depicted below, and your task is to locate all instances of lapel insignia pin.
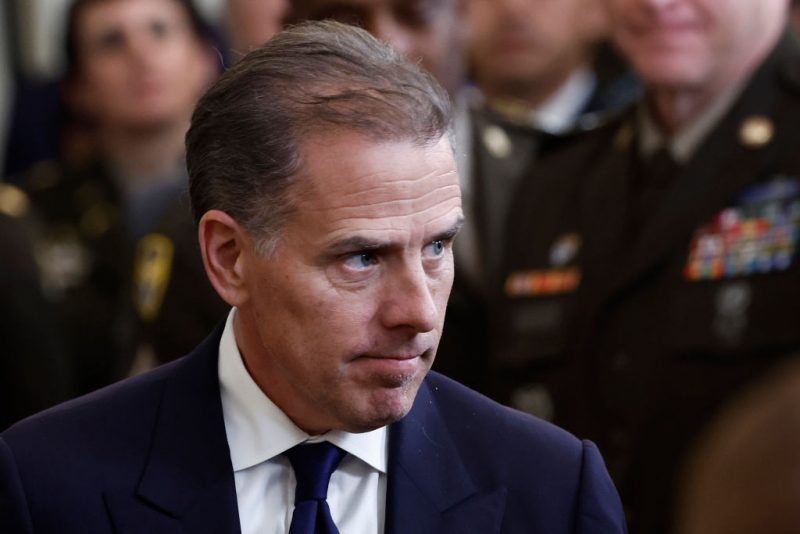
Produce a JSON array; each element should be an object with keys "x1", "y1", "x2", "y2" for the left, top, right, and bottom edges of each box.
[
  {"x1": 739, "y1": 115, "x2": 774, "y2": 148},
  {"x1": 481, "y1": 125, "x2": 513, "y2": 159},
  {"x1": 549, "y1": 233, "x2": 582, "y2": 267},
  {"x1": 713, "y1": 281, "x2": 752, "y2": 345},
  {"x1": 614, "y1": 123, "x2": 633, "y2": 151}
]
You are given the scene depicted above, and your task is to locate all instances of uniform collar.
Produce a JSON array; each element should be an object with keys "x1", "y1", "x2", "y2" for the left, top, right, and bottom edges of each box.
[
  {"x1": 480, "y1": 65, "x2": 597, "y2": 134},
  {"x1": 638, "y1": 65, "x2": 751, "y2": 163}
]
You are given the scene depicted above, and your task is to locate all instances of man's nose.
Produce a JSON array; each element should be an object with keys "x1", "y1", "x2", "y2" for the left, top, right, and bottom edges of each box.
[
  {"x1": 127, "y1": 31, "x2": 160, "y2": 68},
  {"x1": 381, "y1": 264, "x2": 439, "y2": 333}
]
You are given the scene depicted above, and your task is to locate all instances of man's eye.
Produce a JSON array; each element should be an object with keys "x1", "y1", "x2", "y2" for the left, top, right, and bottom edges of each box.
[
  {"x1": 93, "y1": 30, "x2": 126, "y2": 52},
  {"x1": 423, "y1": 240, "x2": 445, "y2": 257},
  {"x1": 343, "y1": 252, "x2": 378, "y2": 270},
  {"x1": 149, "y1": 20, "x2": 171, "y2": 39}
]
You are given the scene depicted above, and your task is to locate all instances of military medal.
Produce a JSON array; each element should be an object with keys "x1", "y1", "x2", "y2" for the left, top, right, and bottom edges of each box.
[
  {"x1": 481, "y1": 124, "x2": 513, "y2": 159},
  {"x1": 739, "y1": 115, "x2": 774, "y2": 148}
]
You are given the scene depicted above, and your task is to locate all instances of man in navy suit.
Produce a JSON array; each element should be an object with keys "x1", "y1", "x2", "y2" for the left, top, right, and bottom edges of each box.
[{"x1": 0, "y1": 21, "x2": 626, "y2": 534}]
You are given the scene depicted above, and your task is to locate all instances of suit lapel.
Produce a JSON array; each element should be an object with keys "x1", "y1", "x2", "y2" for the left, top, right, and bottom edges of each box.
[
  {"x1": 596, "y1": 35, "x2": 795, "y2": 307},
  {"x1": 384, "y1": 378, "x2": 506, "y2": 534},
  {"x1": 105, "y1": 325, "x2": 241, "y2": 533}
]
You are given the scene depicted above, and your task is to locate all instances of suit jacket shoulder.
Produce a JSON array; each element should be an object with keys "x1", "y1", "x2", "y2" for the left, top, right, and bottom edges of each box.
[
  {"x1": 385, "y1": 371, "x2": 627, "y2": 534},
  {"x1": 0, "y1": 326, "x2": 239, "y2": 534}
]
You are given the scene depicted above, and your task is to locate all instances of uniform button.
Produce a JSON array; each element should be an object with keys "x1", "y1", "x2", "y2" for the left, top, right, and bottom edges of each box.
[{"x1": 612, "y1": 351, "x2": 630, "y2": 371}]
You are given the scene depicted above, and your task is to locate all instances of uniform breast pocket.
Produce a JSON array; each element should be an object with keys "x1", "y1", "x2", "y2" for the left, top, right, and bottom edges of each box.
[
  {"x1": 501, "y1": 295, "x2": 573, "y2": 365},
  {"x1": 669, "y1": 263, "x2": 800, "y2": 357},
  {"x1": 671, "y1": 178, "x2": 800, "y2": 356}
]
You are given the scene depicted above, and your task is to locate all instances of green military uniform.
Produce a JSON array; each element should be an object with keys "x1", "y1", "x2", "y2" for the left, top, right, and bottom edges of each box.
[{"x1": 499, "y1": 33, "x2": 800, "y2": 533}]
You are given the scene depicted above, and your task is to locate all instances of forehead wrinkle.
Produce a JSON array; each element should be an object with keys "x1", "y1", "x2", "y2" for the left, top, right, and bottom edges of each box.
[
  {"x1": 308, "y1": 169, "x2": 460, "y2": 213},
  {"x1": 321, "y1": 202, "x2": 463, "y2": 246},
  {"x1": 336, "y1": 180, "x2": 460, "y2": 215}
]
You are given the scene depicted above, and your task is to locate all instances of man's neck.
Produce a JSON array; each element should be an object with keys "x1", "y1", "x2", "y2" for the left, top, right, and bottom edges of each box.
[
  {"x1": 648, "y1": 25, "x2": 785, "y2": 135},
  {"x1": 648, "y1": 87, "x2": 715, "y2": 135},
  {"x1": 481, "y1": 55, "x2": 592, "y2": 113},
  {"x1": 99, "y1": 119, "x2": 189, "y2": 178}
]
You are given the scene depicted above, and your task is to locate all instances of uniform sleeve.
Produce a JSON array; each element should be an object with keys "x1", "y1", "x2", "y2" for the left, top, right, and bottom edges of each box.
[
  {"x1": 574, "y1": 440, "x2": 628, "y2": 534},
  {"x1": 0, "y1": 437, "x2": 34, "y2": 533}
]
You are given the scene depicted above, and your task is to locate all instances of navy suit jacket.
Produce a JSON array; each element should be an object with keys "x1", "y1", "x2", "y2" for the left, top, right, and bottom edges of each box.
[{"x1": 1, "y1": 327, "x2": 626, "y2": 533}]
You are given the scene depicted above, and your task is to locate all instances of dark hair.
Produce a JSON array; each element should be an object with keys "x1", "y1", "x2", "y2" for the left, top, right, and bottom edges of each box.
[
  {"x1": 186, "y1": 20, "x2": 453, "y2": 255},
  {"x1": 64, "y1": 0, "x2": 215, "y2": 79}
]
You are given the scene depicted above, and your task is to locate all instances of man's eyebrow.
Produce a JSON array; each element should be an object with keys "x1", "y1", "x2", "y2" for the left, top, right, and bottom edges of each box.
[
  {"x1": 431, "y1": 216, "x2": 464, "y2": 242},
  {"x1": 327, "y1": 236, "x2": 386, "y2": 255},
  {"x1": 327, "y1": 216, "x2": 465, "y2": 255}
]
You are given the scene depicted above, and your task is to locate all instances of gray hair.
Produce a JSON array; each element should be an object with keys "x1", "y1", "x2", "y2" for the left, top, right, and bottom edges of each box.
[{"x1": 186, "y1": 20, "x2": 453, "y2": 255}]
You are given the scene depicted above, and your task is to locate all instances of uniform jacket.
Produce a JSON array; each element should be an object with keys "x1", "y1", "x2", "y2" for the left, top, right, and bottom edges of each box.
[
  {"x1": 499, "y1": 32, "x2": 800, "y2": 533},
  {"x1": 0, "y1": 325, "x2": 626, "y2": 534},
  {"x1": 435, "y1": 69, "x2": 640, "y2": 393},
  {"x1": 0, "y1": 209, "x2": 72, "y2": 430}
]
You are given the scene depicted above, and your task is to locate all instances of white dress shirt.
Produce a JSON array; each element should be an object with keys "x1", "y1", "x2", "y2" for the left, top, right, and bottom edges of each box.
[{"x1": 218, "y1": 308, "x2": 388, "y2": 534}]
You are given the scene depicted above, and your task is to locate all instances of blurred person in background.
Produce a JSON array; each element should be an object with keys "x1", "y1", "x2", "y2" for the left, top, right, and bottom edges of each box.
[
  {"x1": 792, "y1": 0, "x2": 800, "y2": 33},
  {"x1": 675, "y1": 357, "x2": 800, "y2": 534},
  {"x1": 0, "y1": 183, "x2": 72, "y2": 430},
  {"x1": 500, "y1": 0, "x2": 800, "y2": 531},
  {"x1": 288, "y1": 0, "x2": 467, "y2": 96},
  {"x1": 445, "y1": 0, "x2": 639, "y2": 391},
  {"x1": 226, "y1": 0, "x2": 289, "y2": 56},
  {"x1": 143, "y1": 0, "x2": 292, "y2": 366},
  {"x1": 20, "y1": 0, "x2": 217, "y2": 393}
]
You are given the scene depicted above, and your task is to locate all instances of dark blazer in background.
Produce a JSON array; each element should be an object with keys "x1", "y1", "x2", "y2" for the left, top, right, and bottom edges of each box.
[{"x1": 1, "y1": 325, "x2": 626, "y2": 533}]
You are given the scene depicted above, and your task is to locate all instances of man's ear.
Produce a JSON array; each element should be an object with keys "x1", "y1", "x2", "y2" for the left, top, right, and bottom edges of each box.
[{"x1": 198, "y1": 210, "x2": 251, "y2": 307}]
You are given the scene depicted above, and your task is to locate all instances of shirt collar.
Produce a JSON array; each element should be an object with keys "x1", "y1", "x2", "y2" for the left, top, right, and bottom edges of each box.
[
  {"x1": 638, "y1": 76, "x2": 748, "y2": 163},
  {"x1": 479, "y1": 65, "x2": 597, "y2": 134},
  {"x1": 218, "y1": 308, "x2": 388, "y2": 474},
  {"x1": 529, "y1": 66, "x2": 597, "y2": 134}
]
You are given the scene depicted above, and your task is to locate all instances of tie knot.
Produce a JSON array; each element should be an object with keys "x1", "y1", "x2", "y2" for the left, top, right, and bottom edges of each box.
[
  {"x1": 285, "y1": 442, "x2": 346, "y2": 503},
  {"x1": 643, "y1": 147, "x2": 681, "y2": 187}
]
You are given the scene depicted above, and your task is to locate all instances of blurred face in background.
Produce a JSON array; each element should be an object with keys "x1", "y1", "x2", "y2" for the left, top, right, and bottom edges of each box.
[
  {"x1": 467, "y1": 0, "x2": 607, "y2": 102},
  {"x1": 70, "y1": 0, "x2": 216, "y2": 132},
  {"x1": 227, "y1": 0, "x2": 289, "y2": 53},
  {"x1": 605, "y1": 0, "x2": 788, "y2": 92},
  {"x1": 290, "y1": 0, "x2": 467, "y2": 94}
]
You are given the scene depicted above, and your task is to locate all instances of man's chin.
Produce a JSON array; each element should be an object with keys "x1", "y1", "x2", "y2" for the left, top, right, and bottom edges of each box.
[{"x1": 341, "y1": 388, "x2": 421, "y2": 433}]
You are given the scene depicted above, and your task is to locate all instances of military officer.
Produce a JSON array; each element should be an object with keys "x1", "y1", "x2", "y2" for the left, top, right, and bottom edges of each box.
[
  {"x1": 0, "y1": 184, "x2": 72, "y2": 429},
  {"x1": 20, "y1": 0, "x2": 217, "y2": 391},
  {"x1": 500, "y1": 0, "x2": 800, "y2": 531}
]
